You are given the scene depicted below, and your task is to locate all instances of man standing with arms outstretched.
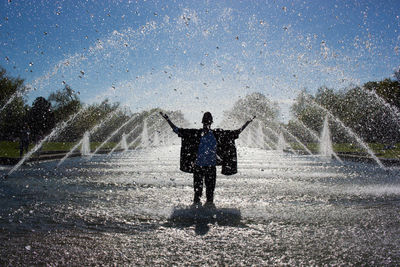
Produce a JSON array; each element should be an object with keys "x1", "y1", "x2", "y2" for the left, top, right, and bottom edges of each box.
[{"x1": 160, "y1": 111, "x2": 254, "y2": 208}]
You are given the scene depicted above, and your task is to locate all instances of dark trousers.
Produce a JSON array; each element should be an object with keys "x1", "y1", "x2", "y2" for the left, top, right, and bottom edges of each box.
[{"x1": 193, "y1": 165, "x2": 216, "y2": 203}]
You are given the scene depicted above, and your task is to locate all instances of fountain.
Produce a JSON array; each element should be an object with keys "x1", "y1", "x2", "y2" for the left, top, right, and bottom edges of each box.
[
  {"x1": 255, "y1": 123, "x2": 266, "y2": 149},
  {"x1": 280, "y1": 125, "x2": 313, "y2": 155},
  {"x1": 305, "y1": 95, "x2": 386, "y2": 169},
  {"x1": 141, "y1": 119, "x2": 149, "y2": 148},
  {"x1": 277, "y1": 133, "x2": 287, "y2": 152},
  {"x1": 7, "y1": 107, "x2": 86, "y2": 176},
  {"x1": 319, "y1": 116, "x2": 333, "y2": 159},
  {"x1": 1, "y1": 2, "x2": 400, "y2": 265},
  {"x1": 57, "y1": 108, "x2": 121, "y2": 166},
  {"x1": 80, "y1": 131, "x2": 91, "y2": 156},
  {"x1": 121, "y1": 133, "x2": 128, "y2": 151},
  {"x1": 152, "y1": 131, "x2": 160, "y2": 147},
  {"x1": 293, "y1": 117, "x2": 343, "y2": 163},
  {"x1": 109, "y1": 120, "x2": 141, "y2": 154},
  {"x1": 88, "y1": 113, "x2": 140, "y2": 159},
  {"x1": 246, "y1": 130, "x2": 253, "y2": 147}
]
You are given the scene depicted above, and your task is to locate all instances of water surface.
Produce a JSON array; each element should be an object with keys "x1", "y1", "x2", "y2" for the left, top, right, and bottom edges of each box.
[{"x1": 1, "y1": 146, "x2": 399, "y2": 265}]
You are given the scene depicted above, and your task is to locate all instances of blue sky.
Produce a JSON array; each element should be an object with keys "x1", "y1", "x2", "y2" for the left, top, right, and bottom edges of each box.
[{"x1": 1, "y1": 0, "x2": 399, "y2": 124}]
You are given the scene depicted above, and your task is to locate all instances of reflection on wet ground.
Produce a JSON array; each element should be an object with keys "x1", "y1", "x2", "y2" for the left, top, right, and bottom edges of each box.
[{"x1": 0, "y1": 146, "x2": 399, "y2": 265}]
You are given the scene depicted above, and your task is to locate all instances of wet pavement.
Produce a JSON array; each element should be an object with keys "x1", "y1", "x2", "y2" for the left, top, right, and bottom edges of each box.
[{"x1": 1, "y1": 146, "x2": 399, "y2": 265}]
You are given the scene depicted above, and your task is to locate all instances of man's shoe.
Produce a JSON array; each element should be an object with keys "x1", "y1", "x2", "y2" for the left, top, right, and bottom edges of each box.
[
  {"x1": 191, "y1": 200, "x2": 202, "y2": 209},
  {"x1": 203, "y1": 201, "x2": 216, "y2": 209}
]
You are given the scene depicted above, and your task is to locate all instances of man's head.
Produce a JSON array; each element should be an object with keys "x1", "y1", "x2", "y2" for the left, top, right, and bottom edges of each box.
[{"x1": 202, "y1": 112, "x2": 213, "y2": 127}]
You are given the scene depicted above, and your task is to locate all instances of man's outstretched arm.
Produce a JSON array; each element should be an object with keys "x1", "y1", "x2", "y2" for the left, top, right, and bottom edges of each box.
[
  {"x1": 160, "y1": 112, "x2": 179, "y2": 133},
  {"x1": 238, "y1": 116, "x2": 256, "y2": 133}
]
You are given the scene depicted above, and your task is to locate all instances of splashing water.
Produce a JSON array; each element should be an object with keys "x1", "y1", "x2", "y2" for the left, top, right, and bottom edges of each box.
[
  {"x1": 58, "y1": 108, "x2": 122, "y2": 166},
  {"x1": 141, "y1": 119, "x2": 149, "y2": 148},
  {"x1": 319, "y1": 116, "x2": 333, "y2": 159},
  {"x1": 89, "y1": 113, "x2": 141, "y2": 159},
  {"x1": 306, "y1": 95, "x2": 385, "y2": 169},
  {"x1": 277, "y1": 133, "x2": 287, "y2": 152},
  {"x1": 152, "y1": 131, "x2": 160, "y2": 147},
  {"x1": 80, "y1": 131, "x2": 91, "y2": 156},
  {"x1": 293, "y1": 117, "x2": 343, "y2": 163},
  {"x1": 7, "y1": 108, "x2": 86, "y2": 176},
  {"x1": 121, "y1": 133, "x2": 128, "y2": 151}
]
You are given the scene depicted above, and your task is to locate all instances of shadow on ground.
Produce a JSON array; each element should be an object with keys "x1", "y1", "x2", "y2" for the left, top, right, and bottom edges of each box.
[{"x1": 165, "y1": 206, "x2": 245, "y2": 235}]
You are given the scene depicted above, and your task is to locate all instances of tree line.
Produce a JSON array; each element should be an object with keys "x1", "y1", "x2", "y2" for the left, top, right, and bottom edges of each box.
[
  {"x1": 2, "y1": 64, "x2": 399, "y2": 149},
  {"x1": 0, "y1": 67, "x2": 135, "y2": 144},
  {"x1": 288, "y1": 75, "x2": 400, "y2": 145}
]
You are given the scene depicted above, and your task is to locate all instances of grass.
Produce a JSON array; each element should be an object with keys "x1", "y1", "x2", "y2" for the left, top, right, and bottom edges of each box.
[
  {"x1": 0, "y1": 141, "x2": 118, "y2": 158},
  {"x1": 290, "y1": 142, "x2": 400, "y2": 159},
  {"x1": 2, "y1": 140, "x2": 400, "y2": 159}
]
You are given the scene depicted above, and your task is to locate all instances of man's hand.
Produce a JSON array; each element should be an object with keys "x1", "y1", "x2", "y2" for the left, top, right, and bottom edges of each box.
[{"x1": 159, "y1": 112, "x2": 169, "y2": 120}]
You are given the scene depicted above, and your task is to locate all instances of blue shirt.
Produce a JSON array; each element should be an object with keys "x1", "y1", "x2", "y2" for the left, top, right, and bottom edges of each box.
[{"x1": 195, "y1": 131, "x2": 217, "y2": 166}]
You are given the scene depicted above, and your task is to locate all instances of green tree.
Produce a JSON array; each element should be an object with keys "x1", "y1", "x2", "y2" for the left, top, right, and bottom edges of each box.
[
  {"x1": 48, "y1": 84, "x2": 82, "y2": 124},
  {"x1": 0, "y1": 67, "x2": 28, "y2": 141},
  {"x1": 222, "y1": 92, "x2": 279, "y2": 128},
  {"x1": 290, "y1": 90, "x2": 324, "y2": 135},
  {"x1": 363, "y1": 78, "x2": 400, "y2": 109},
  {"x1": 27, "y1": 97, "x2": 55, "y2": 141},
  {"x1": 290, "y1": 82, "x2": 400, "y2": 144}
]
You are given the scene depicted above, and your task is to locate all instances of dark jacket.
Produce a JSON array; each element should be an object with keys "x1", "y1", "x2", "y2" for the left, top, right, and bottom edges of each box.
[{"x1": 176, "y1": 128, "x2": 240, "y2": 175}]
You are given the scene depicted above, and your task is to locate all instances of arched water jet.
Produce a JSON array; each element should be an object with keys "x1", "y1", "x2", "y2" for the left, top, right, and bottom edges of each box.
[
  {"x1": 305, "y1": 94, "x2": 386, "y2": 169},
  {"x1": 260, "y1": 129, "x2": 277, "y2": 150},
  {"x1": 108, "y1": 123, "x2": 140, "y2": 154},
  {"x1": 255, "y1": 123, "x2": 269, "y2": 149},
  {"x1": 108, "y1": 115, "x2": 151, "y2": 154},
  {"x1": 246, "y1": 130, "x2": 253, "y2": 147},
  {"x1": 81, "y1": 131, "x2": 91, "y2": 156},
  {"x1": 277, "y1": 133, "x2": 287, "y2": 152},
  {"x1": 263, "y1": 125, "x2": 292, "y2": 152},
  {"x1": 57, "y1": 108, "x2": 121, "y2": 166},
  {"x1": 280, "y1": 126, "x2": 313, "y2": 155},
  {"x1": 260, "y1": 119, "x2": 312, "y2": 155},
  {"x1": 319, "y1": 116, "x2": 334, "y2": 159},
  {"x1": 243, "y1": 128, "x2": 271, "y2": 149},
  {"x1": 129, "y1": 121, "x2": 155, "y2": 149},
  {"x1": 0, "y1": 91, "x2": 23, "y2": 114},
  {"x1": 126, "y1": 117, "x2": 164, "y2": 149},
  {"x1": 363, "y1": 87, "x2": 400, "y2": 129},
  {"x1": 7, "y1": 107, "x2": 86, "y2": 176},
  {"x1": 134, "y1": 120, "x2": 172, "y2": 149},
  {"x1": 250, "y1": 124, "x2": 273, "y2": 150},
  {"x1": 88, "y1": 113, "x2": 141, "y2": 159},
  {"x1": 292, "y1": 117, "x2": 343, "y2": 163}
]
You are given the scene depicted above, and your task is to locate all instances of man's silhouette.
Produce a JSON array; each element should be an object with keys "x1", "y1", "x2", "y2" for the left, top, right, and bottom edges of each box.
[{"x1": 160, "y1": 111, "x2": 254, "y2": 208}]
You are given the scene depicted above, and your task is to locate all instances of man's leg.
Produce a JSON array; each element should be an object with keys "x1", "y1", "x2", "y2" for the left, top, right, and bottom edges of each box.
[
  {"x1": 193, "y1": 166, "x2": 204, "y2": 203},
  {"x1": 204, "y1": 166, "x2": 216, "y2": 203}
]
